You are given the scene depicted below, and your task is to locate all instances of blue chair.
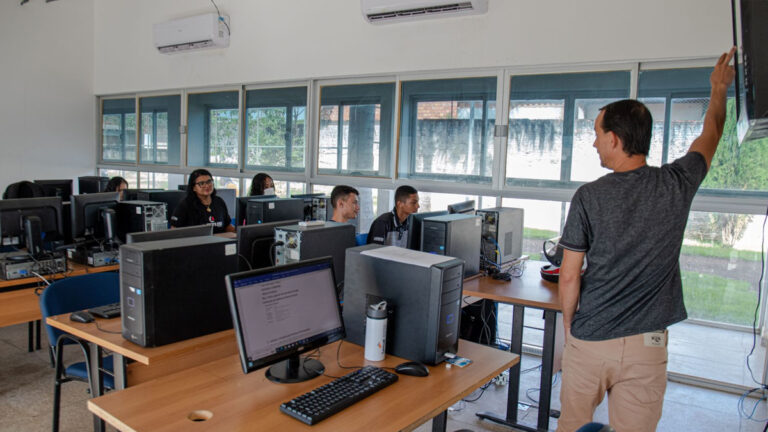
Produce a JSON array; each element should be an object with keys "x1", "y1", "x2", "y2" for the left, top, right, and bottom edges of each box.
[
  {"x1": 576, "y1": 423, "x2": 615, "y2": 432},
  {"x1": 39, "y1": 272, "x2": 120, "y2": 432},
  {"x1": 355, "y1": 233, "x2": 368, "y2": 246}
]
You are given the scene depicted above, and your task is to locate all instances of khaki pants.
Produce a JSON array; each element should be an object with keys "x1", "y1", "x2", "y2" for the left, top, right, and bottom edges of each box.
[{"x1": 557, "y1": 331, "x2": 668, "y2": 432}]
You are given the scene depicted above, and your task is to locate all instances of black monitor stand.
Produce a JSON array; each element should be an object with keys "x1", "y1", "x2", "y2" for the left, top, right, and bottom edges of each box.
[{"x1": 265, "y1": 355, "x2": 324, "y2": 384}]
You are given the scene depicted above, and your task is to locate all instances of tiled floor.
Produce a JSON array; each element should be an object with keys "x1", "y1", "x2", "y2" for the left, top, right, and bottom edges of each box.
[{"x1": 2, "y1": 319, "x2": 767, "y2": 432}]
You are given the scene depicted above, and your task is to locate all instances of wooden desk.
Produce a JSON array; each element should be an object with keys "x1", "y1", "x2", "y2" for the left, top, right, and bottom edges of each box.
[
  {"x1": 0, "y1": 262, "x2": 119, "y2": 351},
  {"x1": 88, "y1": 340, "x2": 518, "y2": 432},
  {"x1": 46, "y1": 314, "x2": 238, "y2": 390},
  {"x1": 463, "y1": 260, "x2": 563, "y2": 432}
]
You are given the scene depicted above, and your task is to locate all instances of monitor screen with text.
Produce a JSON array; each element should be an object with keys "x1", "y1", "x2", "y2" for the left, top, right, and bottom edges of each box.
[{"x1": 227, "y1": 258, "x2": 344, "y2": 373}]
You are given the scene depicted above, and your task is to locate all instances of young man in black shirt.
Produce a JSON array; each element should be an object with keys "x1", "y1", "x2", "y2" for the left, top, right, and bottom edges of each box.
[{"x1": 366, "y1": 185, "x2": 419, "y2": 247}]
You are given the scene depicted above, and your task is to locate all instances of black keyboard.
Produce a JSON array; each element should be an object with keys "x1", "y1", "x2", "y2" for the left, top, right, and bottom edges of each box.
[
  {"x1": 280, "y1": 365, "x2": 398, "y2": 425},
  {"x1": 88, "y1": 302, "x2": 121, "y2": 319}
]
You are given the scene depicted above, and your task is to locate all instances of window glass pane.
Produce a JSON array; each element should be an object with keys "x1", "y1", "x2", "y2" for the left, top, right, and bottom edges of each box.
[
  {"x1": 214, "y1": 176, "x2": 240, "y2": 196},
  {"x1": 507, "y1": 100, "x2": 564, "y2": 180},
  {"x1": 638, "y1": 67, "x2": 767, "y2": 193},
  {"x1": 637, "y1": 97, "x2": 665, "y2": 167},
  {"x1": 501, "y1": 198, "x2": 564, "y2": 261},
  {"x1": 274, "y1": 181, "x2": 306, "y2": 198},
  {"x1": 139, "y1": 95, "x2": 181, "y2": 165},
  {"x1": 667, "y1": 210, "x2": 767, "y2": 387},
  {"x1": 98, "y1": 169, "x2": 137, "y2": 189},
  {"x1": 506, "y1": 71, "x2": 630, "y2": 185},
  {"x1": 668, "y1": 97, "x2": 708, "y2": 162},
  {"x1": 399, "y1": 78, "x2": 496, "y2": 183},
  {"x1": 681, "y1": 210, "x2": 764, "y2": 326},
  {"x1": 101, "y1": 98, "x2": 136, "y2": 162},
  {"x1": 245, "y1": 87, "x2": 306, "y2": 172},
  {"x1": 138, "y1": 172, "x2": 184, "y2": 190},
  {"x1": 187, "y1": 91, "x2": 240, "y2": 168},
  {"x1": 416, "y1": 192, "x2": 495, "y2": 213},
  {"x1": 570, "y1": 98, "x2": 616, "y2": 182},
  {"x1": 318, "y1": 83, "x2": 394, "y2": 177}
]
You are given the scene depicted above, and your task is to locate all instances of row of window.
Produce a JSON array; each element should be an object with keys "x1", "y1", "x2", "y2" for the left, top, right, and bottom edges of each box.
[{"x1": 100, "y1": 67, "x2": 768, "y2": 194}]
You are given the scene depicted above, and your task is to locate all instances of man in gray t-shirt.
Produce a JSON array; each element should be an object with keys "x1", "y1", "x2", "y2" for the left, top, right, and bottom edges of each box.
[{"x1": 556, "y1": 48, "x2": 735, "y2": 432}]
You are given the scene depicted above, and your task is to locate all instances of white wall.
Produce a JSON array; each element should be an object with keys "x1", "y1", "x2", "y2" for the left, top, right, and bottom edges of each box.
[
  {"x1": 94, "y1": 0, "x2": 733, "y2": 95},
  {"x1": 0, "y1": 0, "x2": 95, "y2": 191}
]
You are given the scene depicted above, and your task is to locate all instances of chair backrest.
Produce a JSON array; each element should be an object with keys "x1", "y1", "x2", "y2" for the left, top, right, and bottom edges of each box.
[
  {"x1": 3, "y1": 181, "x2": 46, "y2": 199},
  {"x1": 39, "y1": 272, "x2": 120, "y2": 347}
]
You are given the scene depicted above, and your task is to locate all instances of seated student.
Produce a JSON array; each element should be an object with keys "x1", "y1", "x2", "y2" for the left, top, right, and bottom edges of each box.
[
  {"x1": 171, "y1": 169, "x2": 235, "y2": 234},
  {"x1": 248, "y1": 173, "x2": 275, "y2": 196},
  {"x1": 367, "y1": 185, "x2": 419, "y2": 247},
  {"x1": 330, "y1": 185, "x2": 360, "y2": 224},
  {"x1": 104, "y1": 176, "x2": 129, "y2": 200}
]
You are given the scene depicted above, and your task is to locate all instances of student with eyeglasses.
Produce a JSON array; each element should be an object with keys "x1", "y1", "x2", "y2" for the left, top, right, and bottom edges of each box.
[{"x1": 170, "y1": 169, "x2": 235, "y2": 233}]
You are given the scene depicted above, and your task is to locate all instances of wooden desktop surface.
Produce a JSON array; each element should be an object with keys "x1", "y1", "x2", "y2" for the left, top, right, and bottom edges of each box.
[
  {"x1": 462, "y1": 260, "x2": 561, "y2": 311},
  {"x1": 46, "y1": 314, "x2": 237, "y2": 386},
  {"x1": 88, "y1": 339, "x2": 518, "y2": 432},
  {"x1": 0, "y1": 263, "x2": 119, "y2": 328}
]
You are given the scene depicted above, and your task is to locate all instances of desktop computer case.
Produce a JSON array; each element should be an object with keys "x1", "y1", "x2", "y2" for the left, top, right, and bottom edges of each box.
[
  {"x1": 116, "y1": 200, "x2": 168, "y2": 242},
  {"x1": 343, "y1": 244, "x2": 464, "y2": 365},
  {"x1": 246, "y1": 198, "x2": 304, "y2": 225},
  {"x1": 274, "y1": 222, "x2": 356, "y2": 284},
  {"x1": 120, "y1": 236, "x2": 238, "y2": 347},
  {"x1": 476, "y1": 207, "x2": 524, "y2": 266},
  {"x1": 421, "y1": 214, "x2": 482, "y2": 277}
]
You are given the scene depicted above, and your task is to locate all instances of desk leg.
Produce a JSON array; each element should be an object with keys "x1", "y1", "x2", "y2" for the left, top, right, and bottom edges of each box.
[
  {"x1": 477, "y1": 304, "x2": 533, "y2": 430},
  {"x1": 114, "y1": 353, "x2": 127, "y2": 390},
  {"x1": 28, "y1": 322, "x2": 33, "y2": 352},
  {"x1": 537, "y1": 310, "x2": 557, "y2": 431},
  {"x1": 35, "y1": 319, "x2": 41, "y2": 350},
  {"x1": 88, "y1": 342, "x2": 106, "y2": 432},
  {"x1": 431, "y1": 411, "x2": 447, "y2": 432}
]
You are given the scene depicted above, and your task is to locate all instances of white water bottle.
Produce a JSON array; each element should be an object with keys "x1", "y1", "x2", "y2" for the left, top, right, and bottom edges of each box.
[{"x1": 364, "y1": 301, "x2": 387, "y2": 361}]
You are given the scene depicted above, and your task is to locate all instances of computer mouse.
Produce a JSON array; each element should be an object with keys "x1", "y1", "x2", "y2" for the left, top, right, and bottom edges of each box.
[
  {"x1": 69, "y1": 310, "x2": 95, "y2": 323},
  {"x1": 394, "y1": 361, "x2": 429, "y2": 377}
]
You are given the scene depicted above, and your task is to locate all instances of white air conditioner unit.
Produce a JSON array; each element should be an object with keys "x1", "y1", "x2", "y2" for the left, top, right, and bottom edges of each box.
[
  {"x1": 153, "y1": 13, "x2": 230, "y2": 54},
  {"x1": 361, "y1": 0, "x2": 488, "y2": 24}
]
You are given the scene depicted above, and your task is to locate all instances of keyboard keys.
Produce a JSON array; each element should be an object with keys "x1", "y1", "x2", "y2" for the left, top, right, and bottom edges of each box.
[{"x1": 280, "y1": 366, "x2": 398, "y2": 425}]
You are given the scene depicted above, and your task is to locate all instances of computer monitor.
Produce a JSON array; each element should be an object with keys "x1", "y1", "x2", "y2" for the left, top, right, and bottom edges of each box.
[
  {"x1": 33, "y1": 180, "x2": 73, "y2": 201},
  {"x1": 0, "y1": 197, "x2": 63, "y2": 252},
  {"x1": 447, "y1": 200, "x2": 476, "y2": 215},
  {"x1": 122, "y1": 188, "x2": 163, "y2": 201},
  {"x1": 78, "y1": 176, "x2": 109, "y2": 194},
  {"x1": 406, "y1": 210, "x2": 448, "y2": 251},
  {"x1": 216, "y1": 188, "x2": 237, "y2": 221},
  {"x1": 245, "y1": 197, "x2": 304, "y2": 225},
  {"x1": 234, "y1": 195, "x2": 277, "y2": 226},
  {"x1": 225, "y1": 257, "x2": 345, "y2": 383},
  {"x1": 70, "y1": 192, "x2": 119, "y2": 240},
  {"x1": 126, "y1": 224, "x2": 213, "y2": 244},
  {"x1": 136, "y1": 190, "x2": 186, "y2": 222},
  {"x1": 236, "y1": 220, "x2": 299, "y2": 271}
]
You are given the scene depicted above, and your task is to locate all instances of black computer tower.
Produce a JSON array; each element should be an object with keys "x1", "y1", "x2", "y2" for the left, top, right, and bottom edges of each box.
[
  {"x1": 274, "y1": 222, "x2": 356, "y2": 285},
  {"x1": 136, "y1": 191, "x2": 186, "y2": 222},
  {"x1": 343, "y1": 244, "x2": 464, "y2": 365},
  {"x1": 476, "y1": 207, "x2": 524, "y2": 267},
  {"x1": 116, "y1": 200, "x2": 168, "y2": 242},
  {"x1": 246, "y1": 197, "x2": 304, "y2": 225},
  {"x1": 311, "y1": 197, "x2": 333, "y2": 221},
  {"x1": 421, "y1": 214, "x2": 481, "y2": 277},
  {"x1": 120, "y1": 236, "x2": 238, "y2": 347}
]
